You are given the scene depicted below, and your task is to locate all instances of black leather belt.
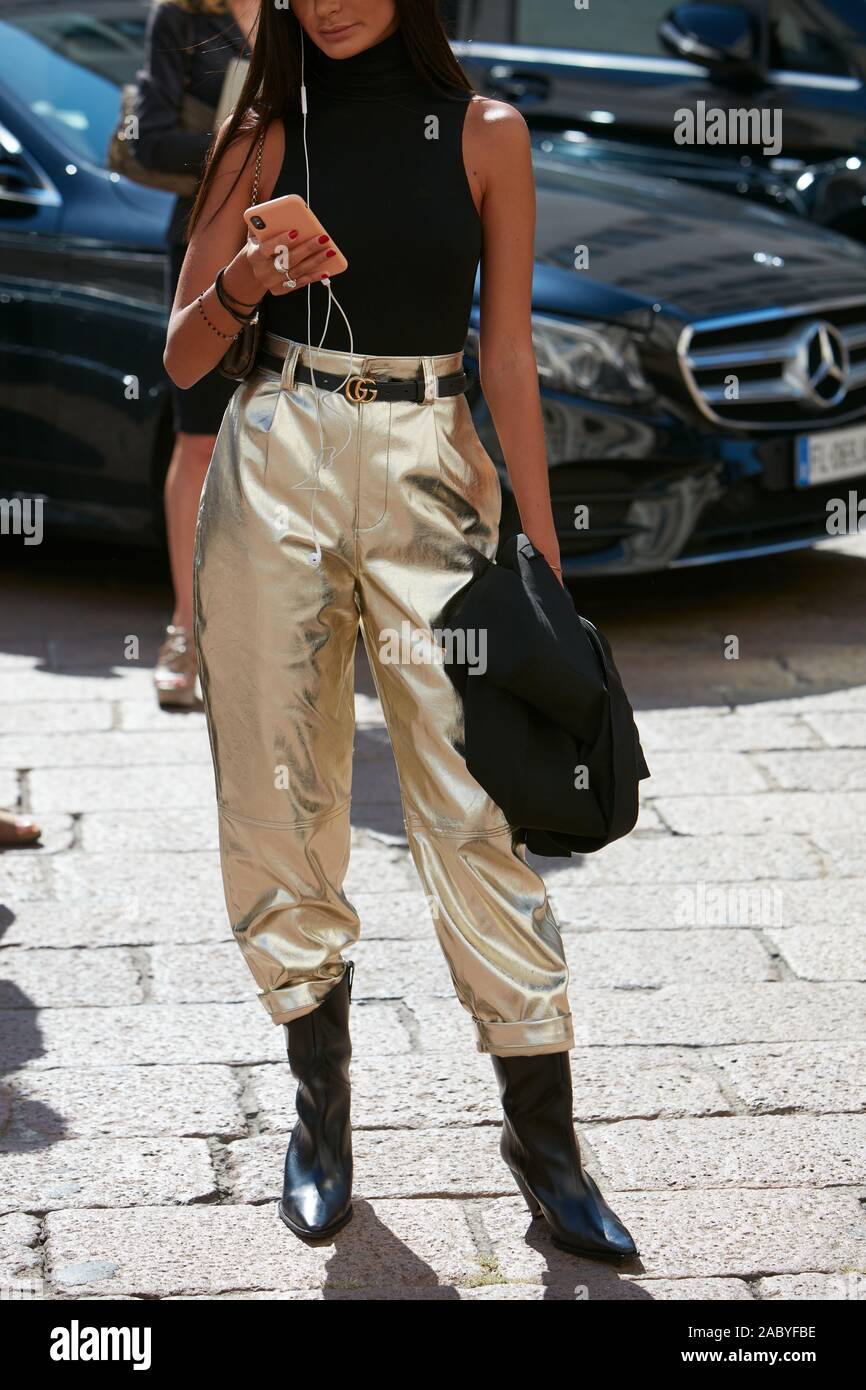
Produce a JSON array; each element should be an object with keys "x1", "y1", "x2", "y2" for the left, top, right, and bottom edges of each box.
[{"x1": 257, "y1": 349, "x2": 467, "y2": 403}]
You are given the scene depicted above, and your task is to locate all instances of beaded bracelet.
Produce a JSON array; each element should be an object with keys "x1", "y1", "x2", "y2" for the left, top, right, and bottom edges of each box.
[{"x1": 196, "y1": 292, "x2": 240, "y2": 341}]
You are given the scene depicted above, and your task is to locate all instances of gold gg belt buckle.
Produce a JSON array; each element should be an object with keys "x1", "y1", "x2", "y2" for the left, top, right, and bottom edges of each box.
[{"x1": 343, "y1": 374, "x2": 378, "y2": 403}]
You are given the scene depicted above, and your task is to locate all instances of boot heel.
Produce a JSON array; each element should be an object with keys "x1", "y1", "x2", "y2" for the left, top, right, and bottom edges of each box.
[{"x1": 512, "y1": 1172, "x2": 542, "y2": 1218}]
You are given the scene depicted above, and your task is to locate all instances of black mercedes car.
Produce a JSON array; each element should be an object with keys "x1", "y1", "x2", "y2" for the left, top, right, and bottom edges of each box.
[
  {"x1": 1, "y1": 0, "x2": 866, "y2": 575},
  {"x1": 452, "y1": 0, "x2": 866, "y2": 242}
]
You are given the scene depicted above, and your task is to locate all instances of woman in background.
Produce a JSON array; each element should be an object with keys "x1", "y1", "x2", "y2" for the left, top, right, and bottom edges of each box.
[{"x1": 134, "y1": 0, "x2": 257, "y2": 707}]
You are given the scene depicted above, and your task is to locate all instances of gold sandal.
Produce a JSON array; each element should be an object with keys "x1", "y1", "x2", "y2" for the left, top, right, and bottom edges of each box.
[{"x1": 154, "y1": 624, "x2": 199, "y2": 708}]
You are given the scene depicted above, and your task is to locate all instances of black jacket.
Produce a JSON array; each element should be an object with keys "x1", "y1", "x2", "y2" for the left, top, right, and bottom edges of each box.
[
  {"x1": 440, "y1": 535, "x2": 651, "y2": 858},
  {"x1": 133, "y1": 2, "x2": 248, "y2": 244}
]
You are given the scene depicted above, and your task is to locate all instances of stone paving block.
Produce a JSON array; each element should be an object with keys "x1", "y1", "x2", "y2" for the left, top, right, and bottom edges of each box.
[
  {"x1": 0, "y1": 946, "x2": 142, "y2": 1010},
  {"x1": 1, "y1": 1138, "x2": 216, "y2": 1213},
  {"x1": 554, "y1": 878, "x2": 865, "y2": 931},
  {"x1": 0, "y1": 768, "x2": 17, "y2": 802},
  {"x1": 0, "y1": 1211, "x2": 42, "y2": 1284},
  {"x1": 149, "y1": 943, "x2": 267, "y2": 1006},
  {"x1": 117, "y1": 700, "x2": 210, "y2": 733},
  {"x1": 345, "y1": 889, "x2": 440, "y2": 939},
  {"x1": 170, "y1": 1276, "x2": 754, "y2": 1300},
  {"x1": 655, "y1": 791, "x2": 866, "y2": 837},
  {"x1": 149, "y1": 939, "x2": 457, "y2": 1006},
  {"x1": 564, "y1": 982, "x2": 866, "y2": 1046},
  {"x1": 562, "y1": 930, "x2": 774, "y2": 988},
  {"x1": 0, "y1": 1065, "x2": 245, "y2": 1144},
  {"x1": 344, "y1": 839, "x2": 420, "y2": 894},
  {"x1": 0, "y1": 730, "x2": 212, "y2": 770},
  {"x1": 0, "y1": 669, "x2": 154, "y2": 704},
  {"x1": 44, "y1": 1201, "x2": 485, "y2": 1297},
  {"x1": 573, "y1": 834, "x2": 824, "y2": 884},
  {"x1": 801, "y1": 712, "x2": 866, "y2": 748},
  {"x1": 0, "y1": 899, "x2": 228, "y2": 950},
  {"x1": 0, "y1": 1001, "x2": 410, "y2": 1070},
  {"x1": 635, "y1": 804, "x2": 665, "y2": 832},
  {"x1": 44, "y1": 850, "x2": 226, "y2": 910},
  {"x1": 754, "y1": 749, "x2": 866, "y2": 792},
  {"x1": 478, "y1": 1189, "x2": 866, "y2": 1282},
  {"x1": 405, "y1": 982, "x2": 866, "y2": 1051},
  {"x1": 458, "y1": 1277, "x2": 754, "y2": 1300},
  {"x1": 638, "y1": 711, "x2": 820, "y2": 752},
  {"x1": 0, "y1": 701, "x2": 113, "y2": 735},
  {"x1": 766, "y1": 924, "x2": 866, "y2": 981},
  {"x1": 709, "y1": 1042, "x2": 866, "y2": 1114},
  {"x1": 248, "y1": 1044, "x2": 727, "y2": 1132},
  {"x1": 0, "y1": 854, "x2": 51, "y2": 901},
  {"x1": 249, "y1": 1053, "x2": 500, "y2": 1133},
  {"x1": 785, "y1": 649, "x2": 866, "y2": 687},
  {"x1": 811, "y1": 832, "x2": 866, "y2": 880},
  {"x1": 584, "y1": 1114, "x2": 866, "y2": 1189},
  {"x1": 756, "y1": 1272, "x2": 866, "y2": 1300},
  {"x1": 80, "y1": 808, "x2": 220, "y2": 854},
  {"x1": 754, "y1": 687, "x2": 866, "y2": 716},
  {"x1": 29, "y1": 766, "x2": 217, "y2": 813},
  {"x1": 227, "y1": 1127, "x2": 508, "y2": 1203},
  {"x1": 631, "y1": 752, "x2": 770, "y2": 798}
]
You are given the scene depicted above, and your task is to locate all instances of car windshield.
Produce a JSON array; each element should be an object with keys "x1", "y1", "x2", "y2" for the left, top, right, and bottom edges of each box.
[{"x1": 0, "y1": 8, "x2": 146, "y2": 166}]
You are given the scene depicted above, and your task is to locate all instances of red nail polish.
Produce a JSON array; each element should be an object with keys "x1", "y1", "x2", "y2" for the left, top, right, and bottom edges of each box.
[
  {"x1": 320, "y1": 273, "x2": 328, "y2": 279},
  {"x1": 289, "y1": 229, "x2": 299, "y2": 239},
  {"x1": 325, "y1": 249, "x2": 336, "y2": 258},
  {"x1": 318, "y1": 234, "x2": 329, "y2": 244}
]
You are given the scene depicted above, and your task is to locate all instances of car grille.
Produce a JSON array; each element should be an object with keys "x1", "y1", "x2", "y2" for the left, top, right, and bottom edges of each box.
[{"x1": 678, "y1": 298, "x2": 866, "y2": 430}]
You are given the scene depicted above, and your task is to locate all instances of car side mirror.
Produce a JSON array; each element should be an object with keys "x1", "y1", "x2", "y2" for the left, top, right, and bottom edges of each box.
[{"x1": 659, "y1": 3, "x2": 764, "y2": 85}]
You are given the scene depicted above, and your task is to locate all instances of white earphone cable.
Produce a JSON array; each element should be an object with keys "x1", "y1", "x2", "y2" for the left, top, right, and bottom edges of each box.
[{"x1": 288, "y1": 25, "x2": 357, "y2": 567}]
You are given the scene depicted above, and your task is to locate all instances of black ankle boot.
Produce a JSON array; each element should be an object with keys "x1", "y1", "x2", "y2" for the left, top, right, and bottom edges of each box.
[
  {"x1": 491, "y1": 1050, "x2": 638, "y2": 1261},
  {"x1": 279, "y1": 961, "x2": 354, "y2": 1240}
]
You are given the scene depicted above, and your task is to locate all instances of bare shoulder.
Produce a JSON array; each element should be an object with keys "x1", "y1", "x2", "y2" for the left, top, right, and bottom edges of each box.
[
  {"x1": 209, "y1": 113, "x2": 285, "y2": 200},
  {"x1": 465, "y1": 95, "x2": 530, "y2": 150},
  {"x1": 463, "y1": 95, "x2": 531, "y2": 196}
]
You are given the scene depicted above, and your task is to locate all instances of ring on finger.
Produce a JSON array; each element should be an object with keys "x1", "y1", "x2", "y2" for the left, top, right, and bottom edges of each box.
[{"x1": 283, "y1": 275, "x2": 298, "y2": 289}]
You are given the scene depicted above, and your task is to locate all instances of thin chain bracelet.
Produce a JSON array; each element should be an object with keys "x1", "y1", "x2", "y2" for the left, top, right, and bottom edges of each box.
[{"x1": 196, "y1": 292, "x2": 240, "y2": 341}]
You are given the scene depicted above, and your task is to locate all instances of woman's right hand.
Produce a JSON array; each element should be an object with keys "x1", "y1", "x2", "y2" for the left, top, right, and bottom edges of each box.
[{"x1": 243, "y1": 228, "x2": 339, "y2": 297}]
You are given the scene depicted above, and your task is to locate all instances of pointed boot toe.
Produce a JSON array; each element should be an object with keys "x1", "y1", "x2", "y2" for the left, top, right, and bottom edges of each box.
[{"x1": 492, "y1": 1049, "x2": 639, "y2": 1264}]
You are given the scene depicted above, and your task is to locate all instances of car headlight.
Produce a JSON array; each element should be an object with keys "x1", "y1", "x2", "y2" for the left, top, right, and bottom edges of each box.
[{"x1": 531, "y1": 315, "x2": 652, "y2": 404}]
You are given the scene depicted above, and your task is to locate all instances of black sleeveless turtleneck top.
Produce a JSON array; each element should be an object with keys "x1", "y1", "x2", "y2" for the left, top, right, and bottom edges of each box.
[{"x1": 262, "y1": 26, "x2": 481, "y2": 355}]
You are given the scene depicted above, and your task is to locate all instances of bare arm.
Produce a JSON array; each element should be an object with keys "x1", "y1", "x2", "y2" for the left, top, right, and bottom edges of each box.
[
  {"x1": 468, "y1": 98, "x2": 562, "y2": 582},
  {"x1": 163, "y1": 118, "x2": 336, "y2": 390}
]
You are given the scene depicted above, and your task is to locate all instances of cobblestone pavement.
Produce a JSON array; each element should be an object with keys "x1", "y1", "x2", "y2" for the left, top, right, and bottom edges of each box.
[{"x1": 1, "y1": 534, "x2": 865, "y2": 1302}]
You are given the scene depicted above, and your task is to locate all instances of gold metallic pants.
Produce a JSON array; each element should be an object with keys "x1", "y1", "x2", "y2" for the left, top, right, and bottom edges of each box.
[{"x1": 193, "y1": 334, "x2": 574, "y2": 1056}]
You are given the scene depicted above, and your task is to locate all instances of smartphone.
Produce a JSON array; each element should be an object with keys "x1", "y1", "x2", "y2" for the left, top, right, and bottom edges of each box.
[{"x1": 244, "y1": 193, "x2": 348, "y2": 276}]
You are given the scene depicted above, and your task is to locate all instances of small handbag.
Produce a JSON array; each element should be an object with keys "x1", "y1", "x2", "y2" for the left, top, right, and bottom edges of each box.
[
  {"x1": 108, "y1": 84, "x2": 214, "y2": 197},
  {"x1": 218, "y1": 125, "x2": 267, "y2": 382}
]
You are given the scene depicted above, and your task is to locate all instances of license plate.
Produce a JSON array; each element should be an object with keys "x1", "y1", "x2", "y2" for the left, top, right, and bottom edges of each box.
[{"x1": 794, "y1": 423, "x2": 866, "y2": 487}]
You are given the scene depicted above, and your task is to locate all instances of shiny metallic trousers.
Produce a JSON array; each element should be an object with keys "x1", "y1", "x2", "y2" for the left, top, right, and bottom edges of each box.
[{"x1": 193, "y1": 335, "x2": 574, "y2": 1056}]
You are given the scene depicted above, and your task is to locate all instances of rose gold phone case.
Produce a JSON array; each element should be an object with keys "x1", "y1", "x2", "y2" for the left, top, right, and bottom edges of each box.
[{"x1": 244, "y1": 193, "x2": 348, "y2": 274}]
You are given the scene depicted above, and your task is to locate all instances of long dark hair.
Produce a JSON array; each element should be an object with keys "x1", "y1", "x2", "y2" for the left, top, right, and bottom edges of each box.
[{"x1": 187, "y1": 0, "x2": 473, "y2": 236}]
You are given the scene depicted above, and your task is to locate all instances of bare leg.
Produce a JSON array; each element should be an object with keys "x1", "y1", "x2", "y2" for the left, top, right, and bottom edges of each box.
[{"x1": 155, "y1": 431, "x2": 215, "y2": 706}]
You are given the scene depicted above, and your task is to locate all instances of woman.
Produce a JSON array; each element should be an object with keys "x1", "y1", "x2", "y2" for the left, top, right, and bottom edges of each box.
[
  {"x1": 165, "y1": 0, "x2": 637, "y2": 1263},
  {"x1": 135, "y1": 0, "x2": 257, "y2": 706}
]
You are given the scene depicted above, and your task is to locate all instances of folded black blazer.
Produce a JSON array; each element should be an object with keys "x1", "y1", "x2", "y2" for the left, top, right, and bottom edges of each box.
[{"x1": 438, "y1": 534, "x2": 651, "y2": 857}]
